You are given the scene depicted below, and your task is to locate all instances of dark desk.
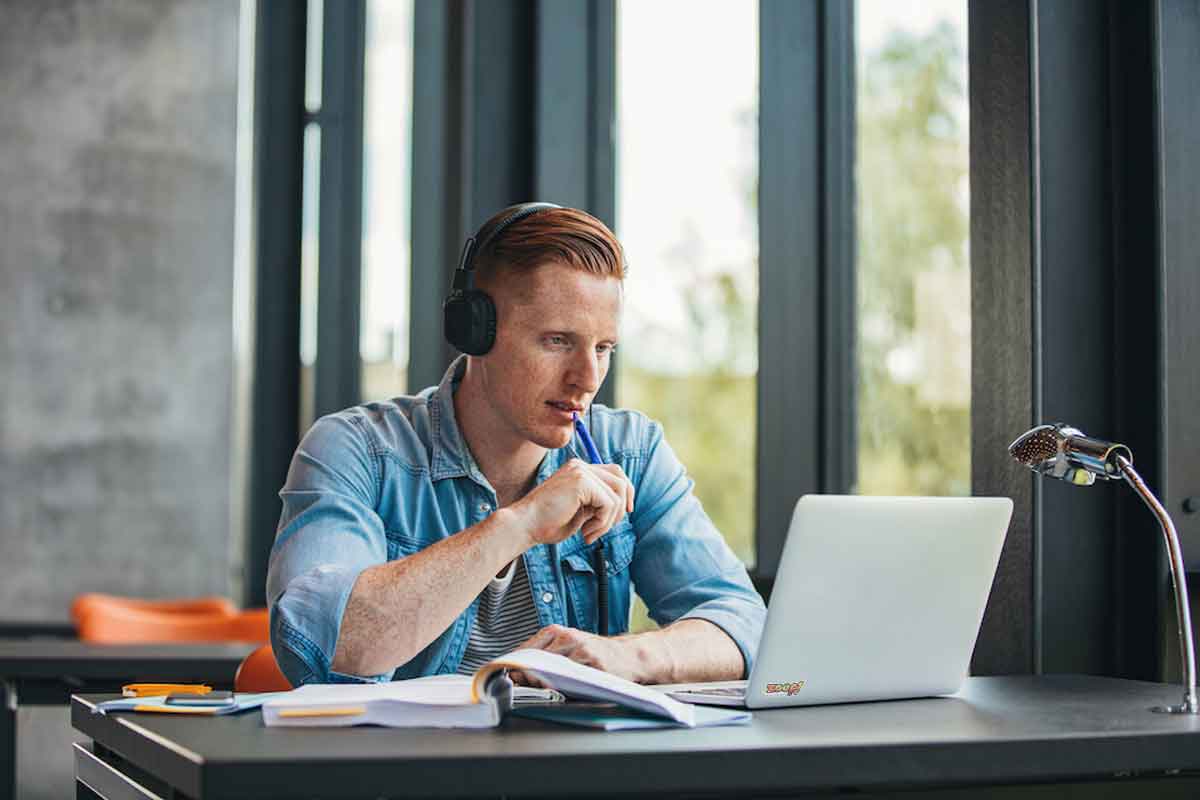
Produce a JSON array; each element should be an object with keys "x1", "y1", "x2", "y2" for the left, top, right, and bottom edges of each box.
[
  {"x1": 72, "y1": 675, "x2": 1200, "y2": 799},
  {"x1": 0, "y1": 639, "x2": 253, "y2": 799}
]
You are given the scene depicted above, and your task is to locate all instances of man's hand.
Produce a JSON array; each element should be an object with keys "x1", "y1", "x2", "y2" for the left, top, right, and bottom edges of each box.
[
  {"x1": 512, "y1": 619, "x2": 746, "y2": 686},
  {"x1": 513, "y1": 624, "x2": 648, "y2": 683},
  {"x1": 510, "y1": 459, "x2": 634, "y2": 548}
]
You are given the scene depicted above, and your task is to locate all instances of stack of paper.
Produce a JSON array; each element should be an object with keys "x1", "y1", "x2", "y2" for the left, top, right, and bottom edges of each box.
[{"x1": 263, "y1": 675, "x2": 502, "y2": 728}]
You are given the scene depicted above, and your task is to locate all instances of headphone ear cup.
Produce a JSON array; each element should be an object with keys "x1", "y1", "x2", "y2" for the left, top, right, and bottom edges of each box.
[{"x1": 443, "y1": 290, "x2": 497, "y2": 355}]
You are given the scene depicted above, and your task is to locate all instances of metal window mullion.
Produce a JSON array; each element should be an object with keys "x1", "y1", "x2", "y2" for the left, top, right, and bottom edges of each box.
[
  {"x1": 245, "y1": 0, "x2": 307, "y2": 608},
  {"x1": 757, "y1": 0, "x2": 823, "y2": 577},
  {"x1": 819, "y1": 0, "x2": 856, "y2": 496},
  {"x1": 590, "y1": 0, "x2": 617, "y2": 408},
  {"x1": 313, "y1": 0, "x2": 366, "y2": 417},
  {"x1": 408, "y1": 1, "x2": 456, "y2": 392}
]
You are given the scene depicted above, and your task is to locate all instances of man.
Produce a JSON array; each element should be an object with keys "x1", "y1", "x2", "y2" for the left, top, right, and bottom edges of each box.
[{"x1": 267, "y1": 203, "x2": 765, "y2": 686}]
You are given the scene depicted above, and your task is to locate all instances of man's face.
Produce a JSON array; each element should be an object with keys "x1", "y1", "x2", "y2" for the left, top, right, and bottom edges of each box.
[{"x1": 476, "y1": 261, "x2": 622, "y2": 450}]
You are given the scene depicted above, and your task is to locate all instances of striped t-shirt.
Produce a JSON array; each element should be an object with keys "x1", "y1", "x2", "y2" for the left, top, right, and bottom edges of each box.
[{"x1": 457, "y1": 557, "x2": 543, "y2": 674}]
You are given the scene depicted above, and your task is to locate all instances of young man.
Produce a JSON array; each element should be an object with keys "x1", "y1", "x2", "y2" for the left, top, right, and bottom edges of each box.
[{"x1": 267, "y1": 203, "x2": 765, "y2": 686}]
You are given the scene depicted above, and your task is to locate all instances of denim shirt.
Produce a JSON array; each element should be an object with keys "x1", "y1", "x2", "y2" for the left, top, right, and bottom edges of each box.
[{"x1": 266, "y1": 357, "x2": 766, "y2": 686}]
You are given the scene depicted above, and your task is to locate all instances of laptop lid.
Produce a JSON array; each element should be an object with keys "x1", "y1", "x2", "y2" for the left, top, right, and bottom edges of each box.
[{"x1": 745, "y1": 495, "x2": 1012, "y2": 709}]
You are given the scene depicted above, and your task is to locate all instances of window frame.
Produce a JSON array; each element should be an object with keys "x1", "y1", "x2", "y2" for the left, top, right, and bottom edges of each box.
[{"x1": 756, "y1": 0, "x2": 857, "y2": 584}]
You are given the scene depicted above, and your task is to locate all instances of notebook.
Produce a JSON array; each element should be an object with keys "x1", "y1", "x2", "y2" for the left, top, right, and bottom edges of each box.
[
  {"x1": 263, "y1": 648, "x2": 750, "y2": 729},
  {"x1": 93, "y1": 693, "x2": 277, "y2": 716}
]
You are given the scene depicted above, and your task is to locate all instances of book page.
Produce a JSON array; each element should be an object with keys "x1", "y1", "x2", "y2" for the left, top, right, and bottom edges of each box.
[
  {"x1": 473, "y1": 649, "x2": 696, "y2": 726},
  {"x1": 266, "y1": 675, "x2": 476, "y2": 709}
]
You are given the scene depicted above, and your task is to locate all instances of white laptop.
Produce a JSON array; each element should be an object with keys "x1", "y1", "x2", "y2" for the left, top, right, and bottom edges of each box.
[{"x1": 660, "y1": 495, "x2": 1013, "y2": 709}]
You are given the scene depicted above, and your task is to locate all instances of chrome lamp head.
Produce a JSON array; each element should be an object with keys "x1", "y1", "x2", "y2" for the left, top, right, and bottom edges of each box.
[{"x1": 1008, "y1": 423, "x2": 1132, "y2": 486}]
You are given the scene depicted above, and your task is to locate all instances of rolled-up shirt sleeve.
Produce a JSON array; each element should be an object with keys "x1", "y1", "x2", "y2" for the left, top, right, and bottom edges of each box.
[
  {"x1": 267, "y1": 413, "x2": 391, "y2": 685},
  {"x1": 628, "y1": 422, "x2": 767, "y2": 678}
]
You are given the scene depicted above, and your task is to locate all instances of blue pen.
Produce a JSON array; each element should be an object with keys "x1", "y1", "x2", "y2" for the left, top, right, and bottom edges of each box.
[
  {"x1": 572, "y1": 411, "x2": 603, "y2": 464},
  {"x1": 572, "y1": 411, "x2": 609, "y2": 636}
]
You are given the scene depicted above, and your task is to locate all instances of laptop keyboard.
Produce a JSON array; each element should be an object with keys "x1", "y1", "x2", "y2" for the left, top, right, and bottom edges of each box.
[{"x1": 688, "y1": 687, "x2": 745, "y2": 698}]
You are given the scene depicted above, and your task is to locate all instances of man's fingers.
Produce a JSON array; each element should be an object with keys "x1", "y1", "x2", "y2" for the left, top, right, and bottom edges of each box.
[
  {"x1": 508, "y1": 669, "x2": 548, "y2": 689},
  {"x1": 567, "y1": 505, "x2": 595, "y2": 539},
  {"x1": 537, "y1": 632, "x2": 583, "y2": 661},
  {"x1": 581, "y1": 471, "x2": 623, "y2": 534},
  {"x1": 518, "y1": 625, "x2": 559, "y2": 651},
  {"x1": 597, "y1": 472, "x2": 626, "y2": 532},
  {"x1": 595, "y1": 465, "x2": 635, "y2": 515}
]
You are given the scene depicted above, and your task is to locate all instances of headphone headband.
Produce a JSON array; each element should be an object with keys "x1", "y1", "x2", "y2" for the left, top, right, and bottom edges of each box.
[{"x1": 455, "y1": 202, "x2": 562, "y2": 291}]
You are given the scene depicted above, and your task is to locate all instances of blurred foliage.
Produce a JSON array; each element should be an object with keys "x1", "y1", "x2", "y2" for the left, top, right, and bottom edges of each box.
[
  {"x1": 621, "y1": 269, "x2": 757, "y2": 635},
  {"x1": 620, "y1": 295, "x2": 757, "y2": 566},
  {"x1": 856, "y1": 20, "x2": 970, "y2": 496}
]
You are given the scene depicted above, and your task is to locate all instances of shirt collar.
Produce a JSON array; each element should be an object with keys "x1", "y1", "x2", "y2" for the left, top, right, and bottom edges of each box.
[
  {"x1": 428, "y1": 355, "x2": 476, "y2": 482},
  {"x1": 428, "y1": 355, "x2": 573, "y2": 485}
]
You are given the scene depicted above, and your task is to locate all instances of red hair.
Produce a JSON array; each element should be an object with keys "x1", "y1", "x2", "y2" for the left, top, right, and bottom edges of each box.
[{"x1": 473, "y1": 205, "x2": 626, "y2": 284}]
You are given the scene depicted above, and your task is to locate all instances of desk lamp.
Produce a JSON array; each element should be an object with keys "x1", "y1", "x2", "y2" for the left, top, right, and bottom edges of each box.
[{"x1": 1009, "y1": 423, "x2": 1198, "y2": 714}]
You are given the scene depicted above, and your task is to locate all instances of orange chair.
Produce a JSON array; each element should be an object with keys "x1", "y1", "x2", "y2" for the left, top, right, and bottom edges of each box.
[
  {"x1": 72, "y1": 594, "x2": 269, "y2": 644},
  {"x1": 71, "y1": 593, "x2": 238, "y2": 624},
  {"x1": 235, "y1": 644, "x2": 292, "y2": 693}
]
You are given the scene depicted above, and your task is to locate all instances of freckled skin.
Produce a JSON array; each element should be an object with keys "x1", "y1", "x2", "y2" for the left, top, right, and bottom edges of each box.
[{"x1": 454, "y1": 261, "x2": 623, "y2": 502}]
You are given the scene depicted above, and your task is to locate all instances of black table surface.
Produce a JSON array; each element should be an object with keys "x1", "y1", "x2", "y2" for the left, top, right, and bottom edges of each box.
[
  {"x1": 0, "y1": 640, "x2": 255, "y2": 681},
  {"x1": 71, "y1": 675, "x2": 1200, "y2": 799}
]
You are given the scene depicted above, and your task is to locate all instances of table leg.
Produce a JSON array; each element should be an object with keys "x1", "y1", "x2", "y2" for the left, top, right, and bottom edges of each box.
[{"x1": 1, "y1": 680, "x2": 15, "y2": 800}]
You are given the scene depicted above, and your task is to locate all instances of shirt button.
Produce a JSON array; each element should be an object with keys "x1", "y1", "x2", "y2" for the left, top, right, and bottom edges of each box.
[
  {"x1": 541, "y1": 591, "x2": 554, "y2": 604},
  {"x1": 478, "y1": 502, "x2": 491, "y2": 514}
]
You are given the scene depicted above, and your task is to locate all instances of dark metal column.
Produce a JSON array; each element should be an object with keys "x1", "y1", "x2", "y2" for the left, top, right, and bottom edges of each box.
[
  {"x1": 409, "y1": 0, "x2": 537, "y2": 392},
  {"x1": 409, "y1": 0, "x2": 456, "y2": 393},
  {"x1": 819, "y1": 0, "x2": 857, "y2": 501},
  {"x1": 1034, "y1": 0, "x2": 1122, "y2": 677},
  {"x1": 967, "y1": 0, "x2": 1037, "y2": 677},
  {"x1": 245, "y1": 0, "x2": 308, "y2": 608},
  {"x1": 757, "y1": 0, "x2": 855, "y2": 577},
  {"x1": 313, "y1": 0, "x2": 367, "y2": 418}
]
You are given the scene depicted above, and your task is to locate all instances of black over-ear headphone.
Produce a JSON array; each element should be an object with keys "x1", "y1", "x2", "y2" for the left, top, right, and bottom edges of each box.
[{"x1": 443, "y1": 202, "x2": 562, "y2": 355}]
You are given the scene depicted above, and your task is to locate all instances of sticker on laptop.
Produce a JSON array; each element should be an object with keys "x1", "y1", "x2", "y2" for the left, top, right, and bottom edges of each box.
[{"x1": 764, "y1": 681, "x2": 805, "y2": 696}]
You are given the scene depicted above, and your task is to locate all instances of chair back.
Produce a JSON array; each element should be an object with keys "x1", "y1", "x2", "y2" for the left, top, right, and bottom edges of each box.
[
  {"x1": 71, "y1": 593, "x2": 237, "y2": 623},
  {"x1": 72, "y1": 594, "x2": 269, "y2": 644},
  {"x1": 235, "y1": 644, "x2": 292, "y2": 693}
]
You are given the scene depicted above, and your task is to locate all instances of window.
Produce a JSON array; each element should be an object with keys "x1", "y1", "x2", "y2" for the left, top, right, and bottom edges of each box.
[
  {"x1": 855, "y1": 0, "x2": 970, "y2": 496},
  {"x1": 615, "y1": 0, "x2": 760, "y2": 567},
  {"x1": 298, "y1": 0, "x2": 324, "y2": 432},
  {"x1": 360, "y1": 0, "x2": 414, "y2": 402},
  {"x1": 299, "y1": 0, "x2": 414, "y2": 430}
]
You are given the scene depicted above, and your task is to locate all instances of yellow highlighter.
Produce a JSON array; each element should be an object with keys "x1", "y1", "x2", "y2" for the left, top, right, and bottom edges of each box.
[
  {"x1": 122, "y1": 683, "x2": 212, "y2": 698},
  {"x1": 277, "y1": 707, "x2": 366, "y2": 719}
]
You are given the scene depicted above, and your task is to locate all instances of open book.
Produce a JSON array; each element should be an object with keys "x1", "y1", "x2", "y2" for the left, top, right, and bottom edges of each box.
[{"x1": 262, "y1": 648, "x2": 749, "y2": 730}]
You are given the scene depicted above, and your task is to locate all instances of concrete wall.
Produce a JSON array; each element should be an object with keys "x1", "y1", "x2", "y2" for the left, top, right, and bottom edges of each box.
[{"x1": 0, "y1": 1, "x2": 240, "y2": 795}]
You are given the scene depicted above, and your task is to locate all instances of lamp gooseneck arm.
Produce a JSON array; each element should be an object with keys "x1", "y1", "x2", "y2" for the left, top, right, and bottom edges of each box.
[{"x1": 1116, "y1": 454, "x2": 1199, "y2": 714}]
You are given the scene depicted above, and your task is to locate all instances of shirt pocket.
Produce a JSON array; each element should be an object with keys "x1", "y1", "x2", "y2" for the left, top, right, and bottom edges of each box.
[
  {"x1": 560, "y1": 523, "x2": 636, "y2": 634},
  {"x1": 384, "y1": 528, "x2": 426, "y2": 561}
]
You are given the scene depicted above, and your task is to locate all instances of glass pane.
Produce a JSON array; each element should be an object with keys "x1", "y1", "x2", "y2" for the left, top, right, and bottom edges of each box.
[
  {"x1": 299, "y1": 121, "x2": 321, "y2": 434},
  {"x1": 615, "y1": 0, "x2": 759, "y2": 571},
  {"x1": 855, "y1": 0, "x2": 970, "y2": 496},
  {"x1": 360, "y1": 0, "x2": 414, "y2": 402}
]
